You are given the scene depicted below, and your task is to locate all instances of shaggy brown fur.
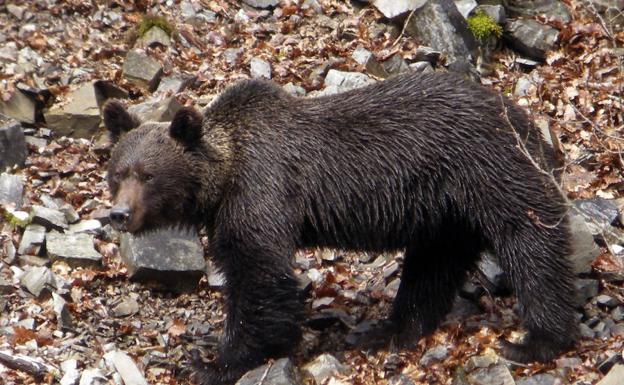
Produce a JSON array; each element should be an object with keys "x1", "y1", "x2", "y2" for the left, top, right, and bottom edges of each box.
[{"x1": 104, "y1": 71, "x2": 577, "y2": 385}]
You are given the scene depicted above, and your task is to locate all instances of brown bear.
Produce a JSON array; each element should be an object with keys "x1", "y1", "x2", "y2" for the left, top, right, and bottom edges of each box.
[{"x1": 103, "y1": 71, "x2": 577, "y2": 385}]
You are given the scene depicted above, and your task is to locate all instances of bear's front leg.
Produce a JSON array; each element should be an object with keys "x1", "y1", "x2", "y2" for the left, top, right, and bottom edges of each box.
[{"x1": 193, "y1": 228, "x2": 303, "y2": 385}]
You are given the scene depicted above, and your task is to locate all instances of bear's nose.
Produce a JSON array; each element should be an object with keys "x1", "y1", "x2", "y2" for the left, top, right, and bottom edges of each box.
[{"x1": 109, "y1": 206, "x2": 131, "y2": 229}]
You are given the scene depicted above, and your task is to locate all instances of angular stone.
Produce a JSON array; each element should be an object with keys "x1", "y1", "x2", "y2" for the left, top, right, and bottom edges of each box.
[
  {"x1": 504, "y1": 19, "x2": 558, "y2": 61},
  {"x1": 0, "y1": 89, "x2": 37, "y2": 124},
  {"x1": 0, "y1": 115, "x2": 26, "y2": 170},
  {"x1": 322, "y1": 70, "x2": 375, "y2": 96},
  {"x1": 409, "y1": 61, "x2": 434, "y2": 73},
  {"x1": 223, "y1": 48, "x2": 244, "y2": 67},
  {"x1": 44, "y1": 82, "x2": 102, "y2": 139},
  {"x1": 17, "y1": 254, "x2": 49, "y2": 267},
  {"x1": 467, "y1": 364, "x2": 514, "y2": 385},
  {"x1": 475, "y1": 5, "x2": 506, "y2": 24},
  {"x1": 250, "y1": 57, "x2": 271, "y2": 79},
  {"x1": 112, "y1": 297, "x2": 140, "y2": 317},
  {"x1": 516, "y1": 373, "x2": 564, "y2": 385},
  {"x1": 464, "y1": 353, "x2": 499, "y2": 372},
  {"x1": 242, "y1": 0, "x2": 279, "y2": 9},
  {"x1": 123, "y1": 49, "x2": 163, "y2": 91},
  {"x1": 414, "y1": 46, "x2": 442, "y2": 65},
  {"x1": 104, "y1": 351, "x2": 148, "y2": 385},
  {"x1": 568, "y1": 213, "x2": 600, "y2": 275},
  {"x1": 575, "y1": 279, "x2": 599, "y2": 305},
  {"x1": 156, "y1": 73, "x2": 195, "y2": 95},
  {"x1": 597, "y1": 364, "x2": 624, "y2": 385},
  {"x1": 455, "y1": 0, "x2": 478, "y2": 19},
  {"x1": 120, "y1": 228, "x2": 206, "y2": 292},
  {"x1": 283, "y1": 83, "x2": 306, "y2": 97},
  {"x1": 596, "y1": 294, "x2": 620, "y2": 308},
  {"x1": 53, "y1": 292, "x2": 73, "y2": 329},
  {"x1": 31, "y1": 205, "x2": 68, "y2": 231},
  {"x1": 93, "y1": 80, "x2": 129, "y2": 102},
  {"x1": 236, "y1": 358, "x2": 301, "y2": 385},
  {"x1": 476, "y1": 252, "x2": 509, "y2": 294},
  {"x1": 382, "y1": 54, "x2": 410, "y2": 76},
  {"x1": 46, "y1": 231, "x2": 102, "y2": 267},
  {"x1": 352, "y1": 47, "x2": 389, "y2": 78},
  {"x1": 127, "y1": 96, "x2": 182, "y2": 123},
  {"x1": 0, "y1": 172, "x2": 23, "y2": 208},
  {"x1": 419, "y1": 345, "x2": 448, "y2": 366},
  {"x1": 405, "y1": 0, "x2": 478, "y2": 65},
  {"x1": 136, "y1": 26, "x2": 171, "y2": 48},
  {"x1": 68, "y1": 219, "x2": 102, "y2": 234},
  {"x1": 372, "y1": 0, "x2": 427, "y2": 19},
  {"x1": 20, "y1": 265, "x2": 57, "y2": 297},
  {"x1": 18, "y1": 224, "x2": 46, "y2": 255},
  {"x1": 303, "y1": 354, "x2": 347, "y2": 385},
  {"x1": 505, "y1": 0, "x2": 571, "y2": 23}
]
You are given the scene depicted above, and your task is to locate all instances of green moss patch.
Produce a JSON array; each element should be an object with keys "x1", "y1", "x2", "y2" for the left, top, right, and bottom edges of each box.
[{"x1": 467, "y1": 11, "x2": 503, "y2": 41}]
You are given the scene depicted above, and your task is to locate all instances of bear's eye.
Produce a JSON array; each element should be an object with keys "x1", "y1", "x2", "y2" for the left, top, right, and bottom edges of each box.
[{"x1": 144, "y1": 173, "x2": 154, "y2": 182}]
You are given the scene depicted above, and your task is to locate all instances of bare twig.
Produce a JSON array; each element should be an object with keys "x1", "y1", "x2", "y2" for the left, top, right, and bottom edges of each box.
[
  {"x1": 0, "y1": 351, "x2": 52, "y2": 379},
  {"x1": 391, "y1": 9, "x2": 416, "y2": 48},
  {"x1": 257, "y1": 360, "x2": 274, "y2": 385}
]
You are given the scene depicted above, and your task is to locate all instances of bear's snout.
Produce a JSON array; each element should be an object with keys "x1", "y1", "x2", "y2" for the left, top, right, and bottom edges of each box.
[{"x1": 110, "y1": 205, "x2": 131, "y2": 230}]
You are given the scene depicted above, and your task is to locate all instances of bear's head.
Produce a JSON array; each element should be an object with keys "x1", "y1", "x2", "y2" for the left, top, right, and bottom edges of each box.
[{"x1": 103, "y1": 100, "x2": 221, "y2": 234}]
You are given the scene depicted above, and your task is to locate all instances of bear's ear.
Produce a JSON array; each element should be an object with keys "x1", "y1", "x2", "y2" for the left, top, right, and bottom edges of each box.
[
  {"x1": 169, "y1": 107, "x2": 203, "y2": 148},
  {"x1": 103, "y1": 100, "x2": 141, "y2": 141}
]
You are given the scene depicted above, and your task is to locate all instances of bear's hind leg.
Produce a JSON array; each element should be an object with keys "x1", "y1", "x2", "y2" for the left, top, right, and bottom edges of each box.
[
  {"x1": 388, "y1": 234, "x2": 481, "y2": 349},
  {"x1": 494, "y1": 224, "x2": 578, "y2": 363}
]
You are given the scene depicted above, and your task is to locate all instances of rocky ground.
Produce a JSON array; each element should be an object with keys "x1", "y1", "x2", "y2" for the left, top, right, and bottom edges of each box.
[{"x1": 1, "y1": 0, "x2": 624, "y2": 384}]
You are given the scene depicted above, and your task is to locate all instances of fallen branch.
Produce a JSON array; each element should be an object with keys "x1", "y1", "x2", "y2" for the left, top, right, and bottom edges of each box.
[{"x1": 0, "y1": 351, "x2": 51, "y2": 379}]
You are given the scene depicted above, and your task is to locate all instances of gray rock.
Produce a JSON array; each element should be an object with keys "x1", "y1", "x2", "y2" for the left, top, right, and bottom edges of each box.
[
  {"x1": 322, "y1": 70, "x2": 375, "y2": 95},
  {"x1": 243, "y1": 0, "x2": 279, "y2": 8},
  {"x1": 419, "y1": 345, "x2": 448, "y2": 366},
  {"x1": 579, "y1": 322, "x2": 595, "y2": 338},
  {"x1": 575, "y1": 279, "x2": 600, "y2": 304},
  {"x1": 414, "y1": 46, "x2": 443, "y2": 65},
  {"x1": 301, "y1": 0, "x2": 322, "y2": 13},
  {"x1": 250, "y1": 57, "x2": 272, "y2": 79},
  {"x1": 590, "y1": 0, "x2": 624, "y2": 25},
  {"x1": 46, "y1": 231, "x2": 102, "y2": 267},
  {"x1": 223, "y1": 48, "x2": 244, "y2": 67},
  {"x1": 93, "y1": 79, "x2": 129, "y2": 102},
  {"x1": 0, "y1": 89, "x2": 37, "y2": 124},
  {"x1": 0, "y1": 172, "x2": 23, "y2": 208},
  {"x1": 405, "y1": 0, "x2": 478, "y2": 66},
  {"x1": 574, "y1": 199, "x2": 624, "y2": 246},
  {"x1": 505, "y1": 0, "x2": 571, "y2": 24},
  {"x1": 467, "y1": 364, "x2": 514, "y2": 385},
  {"x1": 504, "y1": 19, "x2": 558, "y2": 61},
  {"x1": 0, "y1": 116, "x2": 26, "y2": 170},
  {"x1": 597, "y1": 294, "x2": 620, "y2": 308},
  {"x1": 127, "y1": 96, "x2": 182, "y2": 123},
  {"x1": 17, "y1": 254, "x2": 49, "y2": 267},
  {"x1": 68, "y1": 219, "x2": 102, "y2": 234},
  {"x1": 53, "y1": 292, "x2": 73, "y2": 329},
  {"x1": 596, "y1": 364, "x2": 624, "y2": 385},
  {"x1": 384, "y1": 277, "x2": 401, "y2": 298},
  {"x1": 136, "y1": 27, "x2": 171, "y2": 48},
  {"x1": 475, "y1": 5, "x2": 506, "y2": 24},
  {"x1": 514, "y1": 75, "x2": 534, "y2": 97},
  {"x1": 409, "y1": 61, "x2": 434, "y2": 73},
  {"x1": 303, "y1": 354, "x2": 347, "y2": 384},
  {"x1": 352, "y1": 47, "x2": 389, "y2": 78},
  {"x1": 123, "y1": 49, "x2": 163, "y2": 91},
  {"x1": 20, "y1": 265, "x2": 57, "y2": 297},
  {"x1": 382, "y1": 54, "x2": 410, "y2": 75},
  {"x1": 7, "y1": 4, "x2": 26, "y2": 20},
  {"x1": 236, "y1": 358, "x2": 301, "y2": 385},
  {"x1": 597, "y1": 352, "x2": 624, "y2": 374},
  {"x1": 476, "y1": 252, "x2": 509, "y2": 294},
  {"x1": 18, "y1": 224, "x2": 46, "y2": 255},
  {"x1": 44, "y1": 82, "x2": 102, "y2": 139},
  {"x1": 464, "y1": 353, "x2": 499, "y2": 372},
  {"x1": 0, "y1": 42, "x2": 18, "y2": 62},
  {"x1": 112, "y1": 297, "x2": 140, "y2": 317},
  {"x1": 120, "y1": 228, "x2": 206, "y2": 292},
  {"x1": 516, "y1": 373, "x2": 564, "y2": 385},
  {"x1": 455, "y1": 0, "x2": 478, "y2": 19},
  {"x1": 568, "y1": 213, "x2": 601, "y2": 274},
  {"x1": 25, "y1": 136, "x2": 47, "y2": 149},
  {"x1": 612, "y1": 306, "x2": 624, "y2": 321},
  {"x1": 2, "y1": 240, "x2": 16, "y2": 263},
  {"x1": 60, "y1": 359, "x2": 80, "y2": 385},
  {"x1": 31, "y1": 205, "x2": 68, "y2": 231},
  {"x1": 372, "y1": 0, "x2": 428, "y2": 19},
  {"x1": 104, "y1": 351, "x2": 148, "y2": 385},
  {"x1": 78, "y1": 368, "x2": 107, "y2": 385},
  {"x1": 283, "y1": 82, "x2": 306, "y2": 97}
]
